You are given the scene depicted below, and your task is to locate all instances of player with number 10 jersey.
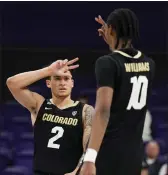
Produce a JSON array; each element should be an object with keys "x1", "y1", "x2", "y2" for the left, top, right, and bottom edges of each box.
[
  {"x1": 82, "y1": 48, "x2": 155, "y2": 175},
  {"x1": 81, "y1": 9, "x2": 155, "y2": 175}
]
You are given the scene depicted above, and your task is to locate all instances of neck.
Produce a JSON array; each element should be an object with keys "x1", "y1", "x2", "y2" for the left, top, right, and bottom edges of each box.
[
  {"x1": 110, "y1": 39, "x2": 132, "y2": 51},
  {"x1": 51, "y1": 95, "x2": 74, "y2": 109}
]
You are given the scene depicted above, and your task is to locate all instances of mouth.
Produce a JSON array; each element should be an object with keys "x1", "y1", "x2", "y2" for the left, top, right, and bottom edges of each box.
[{"x1": 59, "y1": 88, "x2": 67, "y2": 91}]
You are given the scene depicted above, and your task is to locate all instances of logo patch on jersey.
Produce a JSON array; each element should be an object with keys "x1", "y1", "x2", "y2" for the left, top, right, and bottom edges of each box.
[
  {"x1": 45, "y1": 107, "x2": 52, "y2": 110},
  {"x1": 72, "y1": 111, "x2": 77, "y2": 116},
  {"x1": 47, "y1": 102, "x2": 52, "y2": 105}
]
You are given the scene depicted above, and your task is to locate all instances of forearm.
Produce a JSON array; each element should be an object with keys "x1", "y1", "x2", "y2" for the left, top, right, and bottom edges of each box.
[
  {"x1": 83, "y1": 109, "x2": 110, "y2": 164},
  {"x1": 7, "y1": 67, "x2": 51, "y2": 89},
  {"x1": 83, "y1": 127, "x2": 91, "y2": 152},
  {"x1": 74, "y1": 105, "x2": 93, "y2": 171},
  {"x1": 88, "y1": 110, "x2": 110, "y2": 152},
  {"x1": 75, "y1": 153, "x2": 85, "y2": 171}
]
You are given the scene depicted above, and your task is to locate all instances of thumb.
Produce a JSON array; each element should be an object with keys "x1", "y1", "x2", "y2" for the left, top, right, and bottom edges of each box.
[{"x1": 98, "y1": 29, "x2": 104, "y2": 36}]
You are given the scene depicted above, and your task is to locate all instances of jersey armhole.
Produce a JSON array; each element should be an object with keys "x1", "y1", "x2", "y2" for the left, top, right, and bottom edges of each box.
[{"x1": 33, "y1": 99, "x2": 48, "y2": 127}]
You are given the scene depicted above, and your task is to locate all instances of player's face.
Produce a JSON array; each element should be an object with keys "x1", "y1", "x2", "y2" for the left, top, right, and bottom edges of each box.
[{"x1": 46, "y1": 71, "x2": 74, "y2": 98}]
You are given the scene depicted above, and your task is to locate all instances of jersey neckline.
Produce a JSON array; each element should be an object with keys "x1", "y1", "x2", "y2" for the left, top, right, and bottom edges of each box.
[
  {"x1": 113, "y1": 50, "x2": 142, "y2": 59},
  {"x1": 49, "y1": 99, "x2": 80, "y2": 110}
]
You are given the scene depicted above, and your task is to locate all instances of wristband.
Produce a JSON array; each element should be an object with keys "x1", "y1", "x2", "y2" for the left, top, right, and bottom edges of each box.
[{"x1": 83, "y1": 148, "x2": 97, "y2": 163}]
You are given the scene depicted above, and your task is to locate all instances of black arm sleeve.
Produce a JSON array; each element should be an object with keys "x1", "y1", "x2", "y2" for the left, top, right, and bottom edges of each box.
[{"x1": 95, "y1": 55, "x2": 117, "y2": 88}]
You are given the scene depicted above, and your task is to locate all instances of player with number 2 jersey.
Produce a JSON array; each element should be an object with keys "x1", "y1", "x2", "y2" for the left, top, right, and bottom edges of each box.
[{"x1": 7, "y1": 58, "x2": 94, "y2": 175}]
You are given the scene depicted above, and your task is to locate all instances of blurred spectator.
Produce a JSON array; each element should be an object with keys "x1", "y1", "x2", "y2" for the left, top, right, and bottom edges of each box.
[
  {"x1": 143, "y1": 141, "x2": 163, "y2": 175},
  {"x1": 146, "y1": 141, "x2": 160, "y2": 160},
  {"x1": 77, "y1": 94, "x2": 89, "y2": 104},
  {"x1": 141, "y1": 168, "x2": 149, "y2": 175},
  {"x1": 143, "y1": 110, "x2": 153, "y2": 142},
  {"x1": 159, "y1": 163, "x2": 168, "y2": 175}
]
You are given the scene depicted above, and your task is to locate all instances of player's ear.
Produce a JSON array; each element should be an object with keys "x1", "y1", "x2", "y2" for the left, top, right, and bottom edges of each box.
[
  {"x1": 46, "y1": 79, "x2": 51, "y2": 88},
  {"x1": 109, "y1": 25, "x2": 115, "y2": 36}
]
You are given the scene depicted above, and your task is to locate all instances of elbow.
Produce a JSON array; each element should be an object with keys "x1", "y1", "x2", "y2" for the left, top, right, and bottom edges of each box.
[{"x1": 6, "y1": 77, "x2": 17, "y2": 90}]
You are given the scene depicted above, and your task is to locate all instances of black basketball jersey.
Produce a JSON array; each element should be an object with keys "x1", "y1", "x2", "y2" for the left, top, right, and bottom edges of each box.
[
  {"x1": 95, "y1": 48, "x2": 155, "y2": 143},
  {"x1": 94, "y1": 48, "x2": 155, "y2": 175},
  {"x1": 33, "y1": 100, "x2": 84, "y2": 174}
]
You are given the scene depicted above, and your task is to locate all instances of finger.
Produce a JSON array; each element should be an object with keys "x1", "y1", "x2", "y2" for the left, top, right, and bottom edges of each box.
[
  {"x1": 98, "y1": 29, "x2": 104, "y2": 36},
  {"x1": 95, "y1": 15, "x2": 105, "y2": 25},
  {"x1": 98, "y1": 31, "x2": 102, "y2": 36},
  {"x1": 60, "y1": 60, "x2": 66, "y2": 67},
  {"x1": 98, "y1": 29, "x2": 104, "y2": 33},
  {"x1": 63, "y1": 59, "x2": 68, "y2": 65},
  {"x1": 95, "y1": 17, "x2": 100, "y2": 23},
  {"x1": 57, "y1": 60, "x2": 63, "y2": 67},
  {"x1": 98, "y1": 15, "x2": 105, "y2": 24},
  {"x1": 68, "y1": 64, "x2": 79, "y2": 70},
  {"x1": 67, "y1": 57, "x2": 79, "y2": 66},
  {"x1": 63, "y1": 66, "x2": 69, "y2": 72},
  {"x1": 95, "y1": 17, "x2": 104, "y2": 25}
]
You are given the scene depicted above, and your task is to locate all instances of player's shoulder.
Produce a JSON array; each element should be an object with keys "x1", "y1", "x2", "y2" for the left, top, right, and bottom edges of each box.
[
  {"x1": 142, "y1": 52, "x2": 155, "y2": 63},
  {"x1": 95, "y1": 54, "x2": 117, "y2": 69},
  {"x1": 141, "y1": 53, "x2": 155, "y2": 71},
  {"x1": 96, "y1": 53, "x2": 116, "y2": 63},
  {"x1": 83, "y1": 104, "x2": 94, "y2": 111},
  {"x1": 41, "y1": 99, "x2": 52, "y2": 106},
  {"x1": 82, "y1": 104, "x2": 94, "y2": 116}
]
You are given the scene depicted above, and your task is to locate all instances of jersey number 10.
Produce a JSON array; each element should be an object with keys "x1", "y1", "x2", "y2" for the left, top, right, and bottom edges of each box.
[{"x1": 127, "y1": 76, "x2": 148, "y2": 110}]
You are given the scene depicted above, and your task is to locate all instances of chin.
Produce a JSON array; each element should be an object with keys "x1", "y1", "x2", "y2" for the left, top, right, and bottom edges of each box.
[{"x1": 57, "y1": 93, "x2": 69, "y2": 98}]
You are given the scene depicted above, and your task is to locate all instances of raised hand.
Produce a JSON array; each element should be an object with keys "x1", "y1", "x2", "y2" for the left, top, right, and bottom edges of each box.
[
  {"x1": 48, "y1": 57, "x2": 79, "y2": 76},
  {"x1": 95, "y1": 15, "x2": 108, "y2": 44}
]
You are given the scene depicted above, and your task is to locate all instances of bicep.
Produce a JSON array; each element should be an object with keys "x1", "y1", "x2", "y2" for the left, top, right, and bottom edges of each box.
[{"x1": 9, "y1": 88, "x2": 44, "y2": 113}]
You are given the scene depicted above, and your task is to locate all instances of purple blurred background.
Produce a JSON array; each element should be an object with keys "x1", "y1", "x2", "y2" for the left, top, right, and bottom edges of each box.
[{"x1": 0, "y1": 1, "x2": 168, "y2": 175}]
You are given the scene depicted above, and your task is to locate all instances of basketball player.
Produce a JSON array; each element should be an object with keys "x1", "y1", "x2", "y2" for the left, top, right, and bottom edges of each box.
[
  {"x1": 6, "y1": 58, "x2": 94, "y2": 175},
  {"x1": 80, "y1": 9, "x2": 155, "y2": 175}
]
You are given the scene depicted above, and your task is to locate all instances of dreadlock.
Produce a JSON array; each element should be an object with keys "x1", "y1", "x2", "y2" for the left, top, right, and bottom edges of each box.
[{"x1": 106, "y1": 8, "x2": 139, "y2": 49}]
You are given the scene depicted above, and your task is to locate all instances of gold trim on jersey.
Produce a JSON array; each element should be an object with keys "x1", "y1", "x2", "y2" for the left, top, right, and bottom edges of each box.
[
  {"x1": 50, "y1": 99, "x2": 79, "y2": 110},
  {"x1": 114, "y1": 50, "x2": 142, "y2": 59}
]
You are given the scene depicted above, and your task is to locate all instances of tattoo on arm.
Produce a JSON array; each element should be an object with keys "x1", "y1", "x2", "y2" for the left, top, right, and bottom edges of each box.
[
  {"x1": 76, "y1": 105, "x2": 94, "y2": 169},
  {"x1": 77, "y1": 153, "x2": 85, "y2": 168},
  {"x1": 83, "y1": 105, "x2": 94, "y2": 151}
]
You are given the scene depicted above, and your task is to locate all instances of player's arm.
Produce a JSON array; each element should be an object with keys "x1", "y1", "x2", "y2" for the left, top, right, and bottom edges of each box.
[
  {"x1": 82, "y1": 104, "x2": 94, "y2": 151},
  {"x1": 83, "y1": 56, "x2": 116, "y2": 163},
  {"x1": 6, "y1": 67, "x2": 49, "y2": 114},
  {"x1": 71, "y1": 104, "x2": 94, "y2": 174}
]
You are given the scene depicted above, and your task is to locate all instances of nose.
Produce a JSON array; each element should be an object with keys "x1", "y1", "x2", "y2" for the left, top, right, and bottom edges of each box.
[{"x1": 60, "y1": 79, "x2": 66, "y2": 85}]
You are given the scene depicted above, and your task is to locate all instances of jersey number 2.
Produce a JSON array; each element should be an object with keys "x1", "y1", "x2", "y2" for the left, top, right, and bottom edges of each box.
[
  {"x1": 47, "y1": 126, "x2": 64, "y2": 149},
  {"x1": 127, "y1": 76, "x2": 148, "y2": 110}
]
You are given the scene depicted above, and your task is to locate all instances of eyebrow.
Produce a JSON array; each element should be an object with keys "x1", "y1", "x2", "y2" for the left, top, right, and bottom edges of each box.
[{"x1": 53, "y1": 76, "x2": 72, "y2": 78}]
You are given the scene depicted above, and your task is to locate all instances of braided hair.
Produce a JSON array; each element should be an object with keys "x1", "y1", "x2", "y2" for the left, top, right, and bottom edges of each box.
[{"x1": 106, "y1": 8, "x2": 139, "y2": 49}]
